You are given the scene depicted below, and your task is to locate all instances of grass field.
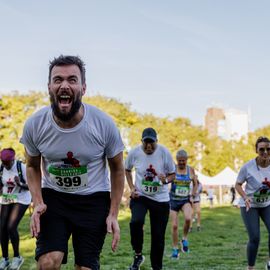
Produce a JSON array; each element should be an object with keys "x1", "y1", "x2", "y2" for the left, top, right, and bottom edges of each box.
[{"x1": 2, "y1": 205, "x2": 269, "y2": 270}]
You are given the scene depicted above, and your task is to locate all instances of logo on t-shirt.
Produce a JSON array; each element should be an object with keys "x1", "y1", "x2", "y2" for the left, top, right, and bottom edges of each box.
[
  {"x1": 141, "y1": 164, "x2": 161, "y2": 195},
  {"x1": 48, "y1": 151, "x2": 88, "y2": 192},
  {"x1": 254, "y1": 178, "x2": 270, "y2": 203}
]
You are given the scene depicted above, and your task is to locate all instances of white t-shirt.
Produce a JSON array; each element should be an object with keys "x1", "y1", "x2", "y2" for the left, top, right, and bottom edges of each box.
[
  {"x1": 20, "y1": 103, "x2": 124, "y2": 195},
  {"x1": 125, "y1": 144, "x2": 175, "y2": 202},
  {"x1": 236, "y1": 159, "x2": 270, "y2": 208},
  {"x1": 1, "y1": 160, "x2": 31, "y2": 205}
]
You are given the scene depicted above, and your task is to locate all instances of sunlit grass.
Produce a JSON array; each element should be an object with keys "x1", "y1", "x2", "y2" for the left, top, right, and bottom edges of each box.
[{"x1": 1, "y1": 205, "x2": 269, "y2": 269}]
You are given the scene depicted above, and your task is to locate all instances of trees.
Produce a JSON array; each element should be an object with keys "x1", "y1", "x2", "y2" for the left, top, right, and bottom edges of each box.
[{"x1": 0, "y1": 91, "x2": 267, "y2": 176}]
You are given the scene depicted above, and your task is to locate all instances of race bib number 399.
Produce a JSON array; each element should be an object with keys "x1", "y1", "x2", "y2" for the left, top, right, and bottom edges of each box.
[{"x1": 48, "y1": 166, "x2": 88, "y2": 192}]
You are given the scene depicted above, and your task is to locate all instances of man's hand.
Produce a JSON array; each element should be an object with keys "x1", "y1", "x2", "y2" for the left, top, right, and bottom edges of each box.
[
  {"x1": 106, "y1": 214, "x2": 120, "y2": 252},
  {"x1": 130, "y1": 187, "x2": 140, "y2": 199},
  {"x1": 158, "y1": 174, "x2": 167, "y2": 184},
  {"x1": 31, "y1": 203, "x2": 47, "y2": 237}
]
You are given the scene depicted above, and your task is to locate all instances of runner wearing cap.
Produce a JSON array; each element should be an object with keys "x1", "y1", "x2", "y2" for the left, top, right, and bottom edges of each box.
[
  {"x1": 0, "y1": 148, "x2": 31, "y2": 270},
  {"x1": 169, "y1": 149, "x2": 197, "y2": 259},
  {"x1": 125, "y1": 127, "x2": 175, "y2": 270}
]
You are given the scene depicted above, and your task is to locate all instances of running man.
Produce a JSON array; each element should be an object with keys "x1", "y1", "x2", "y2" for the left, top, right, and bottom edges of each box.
[
  {"x1": 20, "y1": 55, "x2": 125, "y2": 270},
  {"x1": 169, "y1": 149, "x2": 197, "y2": 259},
  {"x1": 0, "y1": 148, "x2": 31, "y2": 270},
  {"x1": 125, "y1": 127, "x2": 175, "y2": 270}
]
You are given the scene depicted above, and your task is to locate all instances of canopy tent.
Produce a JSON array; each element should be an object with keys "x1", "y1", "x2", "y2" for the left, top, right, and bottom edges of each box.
[
  {"x1": 195, "y1": 167, "x2": 238, "y2": 204},
  {"x1": 196, "y1": 167, "x2": 237, "y2": 186}
]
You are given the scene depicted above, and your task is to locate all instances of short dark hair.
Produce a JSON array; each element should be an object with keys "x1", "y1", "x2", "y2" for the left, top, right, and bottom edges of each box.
[
  {"x1": 255, "y1": 136, "x2": 270, "y2": 149},
  {"x1": 48, "y1": 55, "x2": 86, "y2": 84}
]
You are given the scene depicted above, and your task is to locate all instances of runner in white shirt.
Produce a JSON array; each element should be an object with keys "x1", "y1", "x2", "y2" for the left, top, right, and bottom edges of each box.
[
  {"x1": 20, "y1": 55, "x2": 125, "y2": 270},
  {"x1": 125, "y1": 127, "x2": 175, "y2": 270},
  {"x1": 0, "y1": 148, "x2": 31, "y2": 270},
  {"x1": 235, "y1": 136, "x2": 270, "y2": 270}
]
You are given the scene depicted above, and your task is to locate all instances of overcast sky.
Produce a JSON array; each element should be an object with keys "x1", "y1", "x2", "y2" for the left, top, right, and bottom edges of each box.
[{"x1": 0, "y1": 0, "x2": 269, "y2": 130}]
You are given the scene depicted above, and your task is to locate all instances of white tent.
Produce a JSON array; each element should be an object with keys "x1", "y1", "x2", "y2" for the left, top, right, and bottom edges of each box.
[
  {"x1": 196, "y1": 167, "x2": 237, "y2": 186},
  {"x1": 214, "y1": 167, "x2": 238, "y2": 186},
  {"x1": 195, "y1": 167, "x2": 238, "y2": 204}
]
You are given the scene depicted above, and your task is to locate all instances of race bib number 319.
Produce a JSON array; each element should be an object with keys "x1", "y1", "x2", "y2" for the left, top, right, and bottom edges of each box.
[{"x1": 49, "y1": 166, "x2": 88, "y2": 192}]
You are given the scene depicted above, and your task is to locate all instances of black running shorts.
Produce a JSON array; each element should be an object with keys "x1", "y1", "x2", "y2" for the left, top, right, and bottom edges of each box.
[
  {"x1": 170, "y1": 198, "x2": 191, "y2": 212},
  {"x1": 35, "y1": 188, "x2": 110, "y2": 269}
]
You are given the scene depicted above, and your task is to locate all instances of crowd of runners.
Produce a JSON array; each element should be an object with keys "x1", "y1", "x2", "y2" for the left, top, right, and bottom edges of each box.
[{"x1": 0, "y1": 55, "x2": 269, "y2": 270}]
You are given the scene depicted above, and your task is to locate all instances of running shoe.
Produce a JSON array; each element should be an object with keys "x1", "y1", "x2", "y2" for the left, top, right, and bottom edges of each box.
[
  {"x1": 129, "y1": 254, "x2": 145, "y2": 270},
  {"x1": 10, "y1": 256, "x2": 24, "y2": 270},
  {"x1": 265, "y1": 260, "x2": 270, "y2": 270},
  {"x1": 197, "y1": 226, "x2": 201, "y2": 232},
  {"x1": 171, "y1": 248, "x2": 179, "y2": 259},
  {"x1": 181, "y1": 239, "x2": 189, "y2": 253},
  {"x1": 0, "y1": 258, "x2": 9, "y2": 270}
]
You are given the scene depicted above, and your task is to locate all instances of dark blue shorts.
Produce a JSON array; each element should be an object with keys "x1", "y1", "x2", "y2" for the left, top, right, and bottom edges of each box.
[
  {"x1": 36, "y1": 188, "x2": 110, "y2": 270},
  {"x1": 170, "y1": 198, "x2": 191, "y2": 212}
]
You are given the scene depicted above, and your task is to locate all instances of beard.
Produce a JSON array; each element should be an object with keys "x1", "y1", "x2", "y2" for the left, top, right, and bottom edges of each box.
[{"x1": 50, "y1": 93, "x2": 82, "y2": 122}]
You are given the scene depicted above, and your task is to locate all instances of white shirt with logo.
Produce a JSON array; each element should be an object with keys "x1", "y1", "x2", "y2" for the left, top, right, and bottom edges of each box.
[
  {"x1": 125, "y1": 145, "x2": 175, "y2": 202},
  {"x1": 236, "y1": 159, "x2": 270, "y2": 208},
  {"x1": 1, "y1": 161, "x2": 31, "y2": 205},
  {"x1": 20, "y1": 103, "x2": 124, "y2": 195}
]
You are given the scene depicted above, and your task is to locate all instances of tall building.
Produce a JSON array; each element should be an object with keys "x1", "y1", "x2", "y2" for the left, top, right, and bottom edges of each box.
[
  {"x1": 204, "y1": 107, "x2": 225, "y2": 138},
  {"x1": 205, "y1": 107, "x2": 249, "y2": 140}
]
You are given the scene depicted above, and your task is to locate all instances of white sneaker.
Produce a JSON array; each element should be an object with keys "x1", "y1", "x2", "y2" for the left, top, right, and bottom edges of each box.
[
  {"x1": 0, "y1": 258, "x2": 9, "y2": 270},
  {"x1": 10, "y1": 256, "x2": 24, "y2": 270},
  {"x1": 266, "y1": 261, "x2": 270, "y2": 270}
]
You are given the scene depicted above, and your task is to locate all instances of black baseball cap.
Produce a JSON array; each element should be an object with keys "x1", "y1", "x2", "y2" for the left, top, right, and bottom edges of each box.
[{"x1": 142, "y1": 127, "x2": 157, "y2": 142}]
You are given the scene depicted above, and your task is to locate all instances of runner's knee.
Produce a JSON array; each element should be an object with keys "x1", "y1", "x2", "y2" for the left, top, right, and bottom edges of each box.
[{"x1": 38, "y1": 252, "x2": 63, "y2": 270}]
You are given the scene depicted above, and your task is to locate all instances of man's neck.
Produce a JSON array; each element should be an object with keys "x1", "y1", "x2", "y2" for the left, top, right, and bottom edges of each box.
[{"x1": 177, "y1": 166, "x2": 187, "y2": 174}]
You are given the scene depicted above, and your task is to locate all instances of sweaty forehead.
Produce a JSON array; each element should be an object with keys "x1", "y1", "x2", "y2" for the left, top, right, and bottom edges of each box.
[
  {"x1": 177, "y1": 157, "x2": 187, "y2": 161},
  {"x1": 51, "y1": 65, "x2": 81, "y2": 78}
]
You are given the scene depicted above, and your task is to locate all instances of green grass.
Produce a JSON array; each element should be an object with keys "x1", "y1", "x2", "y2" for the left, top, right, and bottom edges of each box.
[{"x1": 3, "y1": 206, "x2": 270, "y2": 269}]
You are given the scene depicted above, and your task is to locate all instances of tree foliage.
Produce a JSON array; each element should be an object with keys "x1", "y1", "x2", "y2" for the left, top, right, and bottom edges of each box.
[{"x1": 0, "y1": 91, "x2": 269, "y2": 175}]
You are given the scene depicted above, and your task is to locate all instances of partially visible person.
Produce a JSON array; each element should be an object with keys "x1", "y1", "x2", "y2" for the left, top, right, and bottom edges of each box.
[
  {"x1": 169, "y1": 149, "x2": 198, "y2": 259},
  {"x1": 235, "y1": 136, "x2": 270, "y2": 270},
  {"x1": 0, "y1": 148, "x2": 31, "y2": 270},
  {"x1": 125, "y1": 127, "x2": 175, "y2": 270},
  {"x1": 189, "y1": 178, "x2": 203, "y2": 232},
  {"x1": 230, "y1": 186, "x2": 236, "y2": 205},
  {"x1": 20, "y1": 55, "x2": 125, "y2": 270},
  {"x1": 207, "y1": 186, "x2": 214, "y2": 208}
]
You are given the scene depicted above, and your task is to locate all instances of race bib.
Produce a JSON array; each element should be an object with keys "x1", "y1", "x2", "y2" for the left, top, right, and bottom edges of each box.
[
  {"x1": 141, "y1": 180, "x2": 161, "y2": 196},
  {"x1": 48, "y1": 165, "x2": 88, "y2": 192},
  {"x1": 175, "y1": 186, "x2": 189, "y2": 197},
  {"x1": 254, "y1": 185, "x2": 270, "y2": 204},
  {"x1": 2, "y1": 193, "x2": 18, "y2": 204},
  {"x1": 254, "y1": 193, "x2": 270, "y2": 204}
]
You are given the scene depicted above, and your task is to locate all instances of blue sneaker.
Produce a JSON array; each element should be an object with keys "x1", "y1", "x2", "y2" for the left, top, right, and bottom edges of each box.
[
  {"x1": 181, "y1": 239, "x2": 189, "y2": 253},
  {"x1": 171, "y1": 248, "x2": 179, "y2": 259}
]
